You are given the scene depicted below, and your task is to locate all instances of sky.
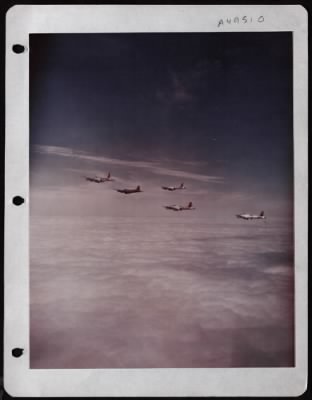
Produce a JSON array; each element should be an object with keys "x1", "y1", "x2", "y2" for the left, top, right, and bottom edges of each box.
[
  {"x1": 29, "y1": 33, "x2": 294, "y2": 369},
  {"x1": 29, "y1": 32, "x2": 293, "y2": 218}
]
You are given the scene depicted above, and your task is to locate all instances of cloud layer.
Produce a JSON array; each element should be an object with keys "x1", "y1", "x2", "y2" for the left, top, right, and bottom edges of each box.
[{"x1": 30, "y1": 215, "x2": 294, "y2": 368}]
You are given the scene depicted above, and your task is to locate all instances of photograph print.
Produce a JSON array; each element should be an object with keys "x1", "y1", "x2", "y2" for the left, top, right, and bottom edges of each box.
[{"x1": 29, "y1": 32, "x2": 294, "y2": 369}]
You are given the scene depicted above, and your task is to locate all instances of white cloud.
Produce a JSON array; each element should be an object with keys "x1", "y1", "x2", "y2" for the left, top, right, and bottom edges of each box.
[{"x1": 33, "y1": 145, "x2": 224, "y2": 184}]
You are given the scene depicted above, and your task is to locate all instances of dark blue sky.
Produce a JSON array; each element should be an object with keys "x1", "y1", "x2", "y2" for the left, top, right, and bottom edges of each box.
[{"x1": 30, "y1": 33, "x2": 293, "y2": 214}]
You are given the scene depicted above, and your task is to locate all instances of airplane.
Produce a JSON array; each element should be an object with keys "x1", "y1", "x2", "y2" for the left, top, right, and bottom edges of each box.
[
  {"x1": 84, "y1": 172, "x2": 114, "y2": 183},
  {"x1": 116, "y1": 185, "x2": 143, "y2": 194},
  {"x1": 162, "y1": 183, "x2": 186, "y2": 191},
  {"x1": 164, "y1": 201, "x2": 195, "y2": 211},
  {"x1": 236, "y1": 211, "x2": 266, "y2": 220}
]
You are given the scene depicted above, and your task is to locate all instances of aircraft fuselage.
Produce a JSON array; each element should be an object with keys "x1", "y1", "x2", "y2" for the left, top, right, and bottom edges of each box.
[{"x1": 236, "y1": 214, "x2": 265, "y2": 220}]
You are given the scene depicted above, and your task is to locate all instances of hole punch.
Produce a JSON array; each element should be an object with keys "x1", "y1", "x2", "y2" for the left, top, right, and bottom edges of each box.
[
  {"x1": 12, "y1": 196, "x2": 24, "y2": 206},
  {"x1": 12, "y1": 348, "x2": 24, "y2": 358},
  {"x1": 12, "y1": 44, "x2": 25, "y2": 54}
]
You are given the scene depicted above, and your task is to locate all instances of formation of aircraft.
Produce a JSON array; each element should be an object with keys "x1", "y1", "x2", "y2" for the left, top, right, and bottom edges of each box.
[
  {"x1": 116, "y1": 185, "x2": 143, "y2": 194},
  {"x1": 164, "y1": 202, "x2": 195, "y2": 212},
  {"x1": 85, "y1": 172, "x2": 114, "y2": 183},
  {"x1": 161, "y1": 183, "x2": 186, "y2": 191},
  {"x1": 236, "y1": 211, "x2": 265, "y2": 220},
  {"x1": 82, "y1": 171, "x2": 267, "y2": 221}
]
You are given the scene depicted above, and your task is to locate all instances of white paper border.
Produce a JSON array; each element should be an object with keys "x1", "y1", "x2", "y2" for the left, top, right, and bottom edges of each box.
[{"x1": 5, "y1": 5, "x2": 308, "y2": 397}]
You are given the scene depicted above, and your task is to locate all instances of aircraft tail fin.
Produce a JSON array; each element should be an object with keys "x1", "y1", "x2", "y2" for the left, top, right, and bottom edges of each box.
[
  {"x1": 188, "y1": 202, "x2": 193, "y2": 208},
  {"x1": 260, "y1": 211, "x2": 264, "y2": 217},
  {"x1": 107, "y1": 172, "x2": 111, "y2": 178},
  {"x1": 180, "y1": 183, "x2": 185, "y2": 188},
  {"x1": 136, "y1": 185, "x2": 141, "y2": 191}
]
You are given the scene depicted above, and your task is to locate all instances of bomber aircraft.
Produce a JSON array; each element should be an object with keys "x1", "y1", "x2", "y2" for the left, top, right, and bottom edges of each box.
[
  {"x1": 164, "y1": 201, "x2": 195, "y2": 211},
  {"x1": 84, "y1": 172, "x2": 114, "y2": 183},
  {"x1": 161, "y1": 183, "x2": 186, "y2": 191},
  {"x1": 236, "y1": 211, "x2": 266, "y2": 220},
  {"x1": 116, "y1": 185, "x2": 143, "y2": 194}
]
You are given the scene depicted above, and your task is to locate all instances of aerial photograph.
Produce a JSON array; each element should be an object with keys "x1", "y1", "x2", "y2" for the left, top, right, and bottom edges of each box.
[{"x1": 29, "y1": 32, "x2": 294, "y2": 368}]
